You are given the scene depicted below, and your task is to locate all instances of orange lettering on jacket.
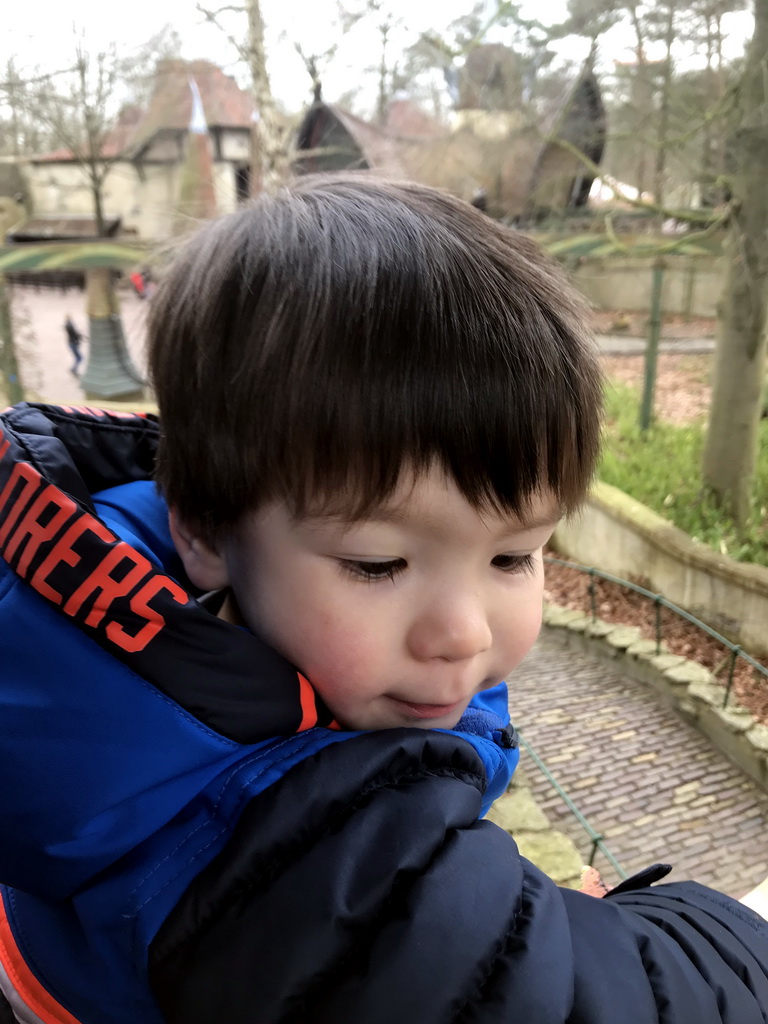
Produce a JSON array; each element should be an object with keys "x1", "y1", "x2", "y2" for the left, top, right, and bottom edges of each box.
[
  {"x1": 110, "y1": 575, "x2": 188, "y2": 653},
  {"x1": 0, "y1": 462, "x2": 43, "y2": 546},
  {"x1": 64, "y1": 540, "x2": 151, "y2": 625},
  {"x1": 30, "y1": 515, "x2": 109, "y2": 604},
  {"x1": 0, "y1": 448, "x2": 189, "y2": 654},
  {"x1": 3, "y1": 485, "x2": 77, "y2": 575}
]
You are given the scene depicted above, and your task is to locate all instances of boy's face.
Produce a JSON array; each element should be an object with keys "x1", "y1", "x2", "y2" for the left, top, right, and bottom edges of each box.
[{"x1": 177, "y1": 467, "x2": 558, "y2": 732}]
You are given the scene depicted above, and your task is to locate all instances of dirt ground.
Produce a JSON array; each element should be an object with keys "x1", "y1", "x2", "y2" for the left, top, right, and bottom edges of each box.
[
  {"x1": 593, "y1": 309, "x2": 716, "y2": 424},
  {"x1": 603, "y1": 352, "x2": 713, "y2": 424}
]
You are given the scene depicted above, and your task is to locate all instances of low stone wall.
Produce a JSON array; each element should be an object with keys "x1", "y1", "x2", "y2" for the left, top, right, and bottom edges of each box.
[
  {"x1": 487, "y1": 768, "x2": 584, "y2": 889},
  {"x1": 553, "y1": 481, "x2": 768, "y2": 659},
  {"x1": 571, "y1": 255, "x2": 722, "y2": 318},
  {"x1": 543, "y1": 603, "x2": 768, "y2": 793}
]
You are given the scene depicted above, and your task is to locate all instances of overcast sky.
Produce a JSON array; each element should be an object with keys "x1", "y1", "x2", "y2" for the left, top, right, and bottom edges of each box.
[
  {"x1": 6, "y1": 0, "x2": 499, "y2": 112},
  {"x1": 5, "y1": 0, "x2": 754, "y2": 116}
]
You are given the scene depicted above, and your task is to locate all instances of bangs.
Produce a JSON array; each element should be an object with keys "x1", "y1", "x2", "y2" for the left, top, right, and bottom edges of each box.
[{"x1": 253, "y1": 305, "x2": 597, "y2": 524}]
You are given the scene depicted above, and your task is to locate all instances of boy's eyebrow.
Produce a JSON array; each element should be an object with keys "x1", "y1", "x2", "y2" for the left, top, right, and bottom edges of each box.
[{"x1": 303, "y1": 505, "x2": 563, "y2": 533}]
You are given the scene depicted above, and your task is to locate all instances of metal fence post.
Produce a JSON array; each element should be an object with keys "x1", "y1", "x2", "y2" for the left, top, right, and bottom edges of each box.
[{"x1": 723, "y1": 646, "x2": 741, "y2": 709}]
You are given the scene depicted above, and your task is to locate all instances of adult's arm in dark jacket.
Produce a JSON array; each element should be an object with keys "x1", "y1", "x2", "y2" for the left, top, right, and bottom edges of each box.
[{"x1": 149, "y1": 729, "x2": 768, "y2": 1024}]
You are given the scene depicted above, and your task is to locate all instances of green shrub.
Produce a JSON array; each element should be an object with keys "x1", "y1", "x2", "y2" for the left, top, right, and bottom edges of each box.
[{"x1": 600, "y1": 381, "x2": 768, "y2": 565}]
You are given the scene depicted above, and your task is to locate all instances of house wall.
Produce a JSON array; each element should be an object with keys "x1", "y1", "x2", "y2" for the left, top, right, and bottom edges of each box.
[
  {"x1": 25, "y1": 127, "x2": 250, "y2": 241},
  {"x1": 130, "y1": 164, "x2": 180, "y2": 239},
  {"x1": 220, "y1": 129, "x2": 250, "y2": 162},
  {"x1": 25, "y1": 160, "x2": 180, "y2": 240},
  {"x1": 143, "y1": 136, "x2": 182, "y2": 162},
  {"x1": 27, "y1": 162, "x2": 96, "y2": 218},
  {"x1": 213, "y1": 162, "x2": 241, "y2": 214}
]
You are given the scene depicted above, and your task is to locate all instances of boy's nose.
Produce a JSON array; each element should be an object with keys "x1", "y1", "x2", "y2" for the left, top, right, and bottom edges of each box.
[{"x1": 407, "y1": 595, "x2": 492, "y2": 663}]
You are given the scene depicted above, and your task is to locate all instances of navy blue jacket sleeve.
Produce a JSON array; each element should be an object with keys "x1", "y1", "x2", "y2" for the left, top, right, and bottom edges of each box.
[{"x1": 148, "y1": 730, "x2": 768, "y2": 1024}]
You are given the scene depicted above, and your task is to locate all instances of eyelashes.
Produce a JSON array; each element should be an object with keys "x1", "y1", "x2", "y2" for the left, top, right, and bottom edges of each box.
[
  {"x1": 339, "y1": 558, "x2": 406, "y2": 582},
  {"x1": 490, "y1": 553, "x2": 537, "y2": 576},
  {"x1": 339, "y1": 553, "x2": 537, "y2": 583}
]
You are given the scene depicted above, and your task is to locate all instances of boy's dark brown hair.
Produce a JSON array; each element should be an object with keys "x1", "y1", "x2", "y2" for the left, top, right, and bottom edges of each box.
[{"x1": 148, "y1": 175, "x2": 602, "y2": 538}]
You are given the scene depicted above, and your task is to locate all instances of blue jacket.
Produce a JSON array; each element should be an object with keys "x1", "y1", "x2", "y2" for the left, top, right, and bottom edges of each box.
[{"x1": 1, "y1": 402, "x2": 768, "y2": 1024}]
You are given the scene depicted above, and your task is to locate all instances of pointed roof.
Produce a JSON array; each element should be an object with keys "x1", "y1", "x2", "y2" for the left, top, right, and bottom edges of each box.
[
  {"x1": 31, "y1": 62, "x2": 253, "y2": 164},
  {"x1": 188, "y1": 77, "x2": 209, "y2": 134},
  {"x1": 525, "y1": 61, "x2": 606, "y2": 218},
  {"x1": 294, "y1": 103, "x2": 409, "y2": 178},
  {"x1": 125, "y1": 60, "x2": 254, "y2": 159}
]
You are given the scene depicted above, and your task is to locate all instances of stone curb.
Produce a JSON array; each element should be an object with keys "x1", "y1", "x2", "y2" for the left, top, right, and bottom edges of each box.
[{"x1": 543, "y1": 603, "x2": 768, "y2": 792}]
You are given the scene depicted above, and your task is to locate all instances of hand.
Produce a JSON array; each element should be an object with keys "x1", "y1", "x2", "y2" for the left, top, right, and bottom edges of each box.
[{"x1": 578, "y1": 866, "x2": 610, "y2": 897}]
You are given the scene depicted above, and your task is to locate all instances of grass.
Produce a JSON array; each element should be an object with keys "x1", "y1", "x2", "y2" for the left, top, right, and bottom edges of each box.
[{"x1": 600, "y1": 381, "x2": 768, "y2": 566}]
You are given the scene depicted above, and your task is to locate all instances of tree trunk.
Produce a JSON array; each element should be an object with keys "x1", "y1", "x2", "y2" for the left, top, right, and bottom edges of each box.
[
  {"x1": 80, "y1": 269, "x2": 144, "y2": 402},
  {"x1": 245, "y1": 0, "x2": 290, "y2": 193},
  {"x1": 639, "y1": 1, "x2": 674, "y2": 430},
  {"x1": 0, "y1": 277, "x2": 24, "y2": 405},
  {"x1": 91, "y1": 175, "x2": 107, "y2": 237},
  {"x1": 702, "y1": 0, "x2": 768, "y2": 528},
  {"x1": 627, "y1": 3, "x2": 649, "y2": 198},
  {"x1": 377, "y1": 22, "x2": 389, "y2": 125}
]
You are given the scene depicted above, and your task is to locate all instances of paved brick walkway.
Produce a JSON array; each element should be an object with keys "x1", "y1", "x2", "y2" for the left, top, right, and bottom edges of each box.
[{"x1": 510, "y1": 629, "x2": 768, "y2": 898}]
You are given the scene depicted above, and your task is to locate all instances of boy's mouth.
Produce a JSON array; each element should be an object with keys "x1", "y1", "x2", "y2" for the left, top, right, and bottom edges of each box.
[{"x1": 386, "y1": 697, "x2": 463, "y2": 720}]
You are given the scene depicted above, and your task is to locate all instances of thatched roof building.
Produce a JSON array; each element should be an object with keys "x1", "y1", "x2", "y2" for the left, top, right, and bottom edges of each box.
[
  {"x1": 293, "y1": 104, "x2": 408, "y2": 178},
  {"x1": 290, "y1": 57, "x2": 607, "y2": 224},
  {"x1": 525, "y1": 64, "x2": 606, "y2": 221}
]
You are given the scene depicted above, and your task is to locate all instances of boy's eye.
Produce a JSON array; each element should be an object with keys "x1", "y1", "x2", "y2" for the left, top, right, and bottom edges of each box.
[
  {"x1": 340, "y1": 558, "x2": 407, "y2": 582},
  {"x1": 491, "y1": 553, "x2": 536, "y2": 575}
]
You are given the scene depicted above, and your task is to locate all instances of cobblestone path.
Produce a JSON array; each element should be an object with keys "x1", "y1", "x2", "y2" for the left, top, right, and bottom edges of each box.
[{"x1": 509, "y1": 629, "x2": 768, "y2": 898}]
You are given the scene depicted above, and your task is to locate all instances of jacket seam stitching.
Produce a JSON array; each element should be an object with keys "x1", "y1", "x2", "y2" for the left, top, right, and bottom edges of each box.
[{"x1": 129, "y1": 735, "x2": 326, "y2": 915}]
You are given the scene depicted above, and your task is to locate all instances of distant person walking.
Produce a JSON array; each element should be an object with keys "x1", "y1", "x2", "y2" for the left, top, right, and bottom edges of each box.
[{"x1": 64, "y1": 316, "x2": 84, "y2": 377}]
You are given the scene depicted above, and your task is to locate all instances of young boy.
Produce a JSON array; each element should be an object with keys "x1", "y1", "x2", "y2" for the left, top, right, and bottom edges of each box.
[{"x1": 0, "y1": 176, "x2": 766, "y2": 1024}]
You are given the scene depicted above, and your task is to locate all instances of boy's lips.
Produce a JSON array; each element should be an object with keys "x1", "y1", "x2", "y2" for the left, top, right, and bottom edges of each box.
[{"x1": 387, "y1": 697, "x2": 463, "y2": 720}]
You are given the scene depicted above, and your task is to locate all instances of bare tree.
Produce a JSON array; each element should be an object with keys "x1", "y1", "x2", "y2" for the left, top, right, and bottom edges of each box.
[
  {"x1": 0, "y1": 59, "x2": 80, "y2": 157},
  {"x1": 122, "y1": 25, "x2": 184, "y2": 108},
  {"x1": 27, "y1": 33, "x2": 125, "y2": 235},
  {"x1": 702, "y1": 0, "x2": 768, "y2": 528},
  {"x1": 198, "y1": 0, "x2": 291, "y2": 192},
  {"x1": 337, "y1": 0, "x2": 404, "y2": 124},
  {"x1": 690, "y1": 0, "x2": 745, "y2": 205}
]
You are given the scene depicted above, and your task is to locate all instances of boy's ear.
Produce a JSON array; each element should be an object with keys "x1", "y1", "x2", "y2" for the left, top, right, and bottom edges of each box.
[{"x1": 168, "y1": 508, "x2": 230, "y2": 592}]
